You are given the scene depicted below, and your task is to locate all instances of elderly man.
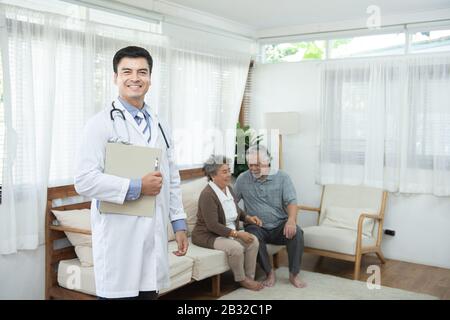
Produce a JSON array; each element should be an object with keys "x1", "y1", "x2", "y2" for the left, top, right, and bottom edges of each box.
[{"x1": 234, "y1": 145, "x2": 306, "y2": 288}]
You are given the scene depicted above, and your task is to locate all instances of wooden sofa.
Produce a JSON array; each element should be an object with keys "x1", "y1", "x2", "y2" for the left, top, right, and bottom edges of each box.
[{"x1": 45, "y1": 169, "x2": 284, "y2": 299}]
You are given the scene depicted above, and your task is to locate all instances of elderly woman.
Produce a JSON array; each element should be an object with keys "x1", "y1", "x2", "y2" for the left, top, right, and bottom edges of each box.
[{"x1": 192, "y1": 155, "x2": 264, "y2": 291}]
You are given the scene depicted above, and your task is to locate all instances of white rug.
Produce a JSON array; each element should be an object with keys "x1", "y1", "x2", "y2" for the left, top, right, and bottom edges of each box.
[{"x1": 219, "y1": 268, "x2": 438, "y2": 300}]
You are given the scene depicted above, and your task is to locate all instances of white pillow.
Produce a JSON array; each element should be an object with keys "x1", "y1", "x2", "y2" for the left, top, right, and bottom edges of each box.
[
  {"x1": 74, "y1": 246, "x2": 93, "y2": 267},
  {"x1": 52, "y1": 209, "x2": 93, "y2": 267},
  {"x1": 321, "y1": 206, "x2": 376, "y2": 237},
  {"x1": 180, "y1": 177, "x2": 208, "y2": 235}
]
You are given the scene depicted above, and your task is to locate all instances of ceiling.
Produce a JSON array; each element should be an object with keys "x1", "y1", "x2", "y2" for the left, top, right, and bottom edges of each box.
[{"x1": 164, "y1": 0, "x2": 450, "y2": 30}]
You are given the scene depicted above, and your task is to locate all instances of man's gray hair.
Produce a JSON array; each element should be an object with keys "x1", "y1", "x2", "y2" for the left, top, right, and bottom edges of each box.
[
  {"x1": 246, "y1": 145, "x2": 271, "y2": 164},
  {"x1": 203, "y1": 155, "x2": 232, "y2": 181}
]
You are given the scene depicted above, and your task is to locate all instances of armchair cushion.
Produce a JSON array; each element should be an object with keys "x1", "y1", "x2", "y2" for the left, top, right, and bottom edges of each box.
[
  {"x1": 321, "y1": 206, "x2": 376, "y2": 237},
  {"x1": 304, "y1": 226, "x2": 376, "y2": 255}
]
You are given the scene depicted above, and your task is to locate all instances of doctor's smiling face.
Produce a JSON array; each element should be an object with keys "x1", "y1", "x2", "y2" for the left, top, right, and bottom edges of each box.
[{"x1": 114, "y1": 56, "x2": 151, "y2": 109}]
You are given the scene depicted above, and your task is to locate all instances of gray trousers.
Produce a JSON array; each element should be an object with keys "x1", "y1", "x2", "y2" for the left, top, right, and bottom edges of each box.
[{"x1": 245, "y1": 221, "x2": 304, "y2": 275}]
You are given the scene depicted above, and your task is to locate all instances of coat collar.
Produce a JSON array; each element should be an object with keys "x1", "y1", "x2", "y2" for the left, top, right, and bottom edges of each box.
[{"x1": 112, "y1": 97, "x2": 160, "y2": 146}]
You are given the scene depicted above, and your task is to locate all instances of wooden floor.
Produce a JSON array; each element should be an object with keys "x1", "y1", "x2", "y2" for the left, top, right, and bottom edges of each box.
[{"x1": 160, "y1": 250, "x2": 450, "y2": 300}]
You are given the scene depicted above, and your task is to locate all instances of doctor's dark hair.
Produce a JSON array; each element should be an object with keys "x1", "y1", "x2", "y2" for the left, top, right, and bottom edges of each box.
[
  {"x1": 203, "y1": 155, "x2": 232, "y2": 181},
  {"x1": 113, "y1": 46, "x2": 153, "y2": 74}
]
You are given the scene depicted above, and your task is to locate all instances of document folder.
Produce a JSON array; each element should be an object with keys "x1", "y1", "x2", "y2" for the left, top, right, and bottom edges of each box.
[{"x1": 99, "y1": 142, "x2": 161, "y2": 217}]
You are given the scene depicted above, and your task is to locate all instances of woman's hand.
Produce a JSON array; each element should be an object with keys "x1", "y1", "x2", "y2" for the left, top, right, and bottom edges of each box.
[
  {"x1": 246, "y1": 215, "x2": 263, "y2": 227},
  {"x1": 237, "y1": 231, "x2": 255, "y2": 244}
]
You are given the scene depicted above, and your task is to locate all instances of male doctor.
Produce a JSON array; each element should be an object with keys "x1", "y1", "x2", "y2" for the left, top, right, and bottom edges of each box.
[{"x1": 74, "y1": 46, "x2": 188, "y2": 300}]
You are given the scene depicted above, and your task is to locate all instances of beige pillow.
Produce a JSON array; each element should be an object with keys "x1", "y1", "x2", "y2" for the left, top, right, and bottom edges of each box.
[
  {"x1": 180, "y1": 177, "x2": 208, "y2": 235},
  {"x1": 321, "y1": 206, "x2": 376, "y2": 237},
  {"x1": 74, "y1": 246, "x2": 93, "y2": 267},
  {"x1": 52, "y1": 209, "x2": 93, "y2": 267}
]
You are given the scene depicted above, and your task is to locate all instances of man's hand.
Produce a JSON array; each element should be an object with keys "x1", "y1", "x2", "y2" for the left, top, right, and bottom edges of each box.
[
  {"x1": 173, "y1": 230, "x2": 188, "y2": 256},
  {"x1": 283, "y1": 219, "x2": 297, "y2": 239},
  {"x1": 141, "y1": 171, "x2": 162, "y2": 196},
  {"x1": 246, "y1": 215, "x2": 263, "y2": 227},
  {"x1": 237, "y1": 231, "x2": 255, "y2": 244}
]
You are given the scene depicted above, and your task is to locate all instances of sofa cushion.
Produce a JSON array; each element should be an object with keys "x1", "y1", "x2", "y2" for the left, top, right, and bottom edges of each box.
[
  {"x1": 57, "y1": 251, "x2": 194, "y2": 296},
  {"x1": 321, "y1": 206, "x2": 376, "y2": 237},
  {"x1": 180, "y1": 177, "x2": 208, "y2": 235},
  {"x1": 74, "y1": 246, "x2": 94, "y2": 267},
  {"x1": 160, "y1": 253, "x2": 194, "y2": 294},
  {"x1": 303, "y1": 225, "x2": 376, "y2": 255},
  {"x1": 52, "y1": 209, "x2": 93, "y2": 267},
  {"x1": 58, "y1": 259, "x2": 96, "y2": 296},
  {"x1": 267, "y1": 244, "x2": 284, "y2": 256},
  {"x1": 170, "y1": 239, "x2": 230, "y2": 281}
]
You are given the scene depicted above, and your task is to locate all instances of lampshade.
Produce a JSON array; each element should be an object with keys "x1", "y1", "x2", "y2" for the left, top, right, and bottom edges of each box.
[{"x1": 264, "y1": 112, "x2": 300, "y2": 135}]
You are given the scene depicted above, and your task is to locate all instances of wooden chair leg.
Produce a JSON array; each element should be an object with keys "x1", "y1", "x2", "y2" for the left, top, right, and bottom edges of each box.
[
  {"x1": 376, "y1": 250, "x2": 386, "y2": 264},
  {"x1": 273, "y1": 253, "x2": 279, "y2": 269},
  {"x1": 353, "y1": 254, "x2": 362, "y2": 280},
  {"x1": 211, "y1": 274, "x2": 221, "y2": 297}
]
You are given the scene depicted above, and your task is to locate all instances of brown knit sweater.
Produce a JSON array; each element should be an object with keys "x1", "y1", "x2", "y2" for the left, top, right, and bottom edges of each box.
[{"x1": 191, "y1": 184, "x2": 247, "y2": 249}]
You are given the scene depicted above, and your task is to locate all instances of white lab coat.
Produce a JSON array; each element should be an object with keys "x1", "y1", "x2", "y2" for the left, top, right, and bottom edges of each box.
[{"x1": 74, "y1": 98, "x2": 186, "y2": 298}]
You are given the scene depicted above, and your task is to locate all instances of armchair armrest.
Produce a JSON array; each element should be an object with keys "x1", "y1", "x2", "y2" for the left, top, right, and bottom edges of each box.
[
  {"x1": 357, "y1": 213, "x2": 382, "y2": 240},
  {"x1": 297, "y1": 205, "x2": 321, "y2": 213}
]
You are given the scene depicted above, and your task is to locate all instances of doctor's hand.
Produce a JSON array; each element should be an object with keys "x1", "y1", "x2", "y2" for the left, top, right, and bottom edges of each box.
[
  {"x1": 141, "y1": 171, "x2": 163, "y2": 196},
  {"x1": 173, "y1": 231, "x2": 188, "y2": 256}
]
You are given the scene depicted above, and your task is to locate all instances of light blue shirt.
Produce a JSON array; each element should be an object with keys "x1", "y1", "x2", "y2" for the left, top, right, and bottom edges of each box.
[
  {"x1": 119, "y1": 97, "x2": 186, "y2": 232},
  {"x1": 234, "y1": 170, "x2": 297, "y2": 230}
]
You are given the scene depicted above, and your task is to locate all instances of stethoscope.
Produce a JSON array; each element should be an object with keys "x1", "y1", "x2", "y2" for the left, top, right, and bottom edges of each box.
[{"x1": 110, "y1": 101, "x2": 170, "y2": 149}]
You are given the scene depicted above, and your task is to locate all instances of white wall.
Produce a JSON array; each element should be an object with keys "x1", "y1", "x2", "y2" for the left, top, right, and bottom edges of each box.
[
  {"x1": 249, "y1": 61, "x2": 450, "y2": 269},
  {"x1": 0, "y1": 245, "x2": 45, "y2": 299}
]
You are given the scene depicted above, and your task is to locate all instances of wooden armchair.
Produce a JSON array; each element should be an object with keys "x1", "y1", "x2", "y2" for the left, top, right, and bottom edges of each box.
[{"x1": 298, "y1": 185, "x2": 388, "y2": 280}]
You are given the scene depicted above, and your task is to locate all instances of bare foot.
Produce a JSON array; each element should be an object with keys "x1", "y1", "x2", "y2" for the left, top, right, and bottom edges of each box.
[
  {"x1": 262, "y1": 271, "x2": 276, "y2": 287},
  {"x1": 239, "y1": 277, "x2": 264, "y2": 291},
  {"x1": 289, "y1": 273, "x2": 307, "y2": 288}
]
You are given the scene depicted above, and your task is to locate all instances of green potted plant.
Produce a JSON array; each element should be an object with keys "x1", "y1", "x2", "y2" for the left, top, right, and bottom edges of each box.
[{"x1": 233, "y1": 122, "x2": 263, "y2": 178}]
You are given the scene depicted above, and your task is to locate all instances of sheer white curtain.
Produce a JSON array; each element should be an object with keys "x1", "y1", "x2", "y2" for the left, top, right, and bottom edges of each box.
[
  {"x1": 318, "y1": 53, "x2": 450, "y2": 196},
  {"x1": 0, "y1": 1, "x2": 251, "y2": 254},
  {"x1": 163, "y1": 41, "x2": 250, "y2": 168},
  {"x1": 0, "y1": 3, "x2": 167, "y2": 254},
  {"x1": 0, "y1": 5, "x2": 59, "y2": 254}
]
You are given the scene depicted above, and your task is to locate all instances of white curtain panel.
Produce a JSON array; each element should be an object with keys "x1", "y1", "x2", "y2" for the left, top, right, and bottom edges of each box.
[
  {"x1": 0, "y1": 2, "x2": 250, "y2": 254},
  {"x1": 0, "y1": 5, "x2": 67, "y2": 253},
  {"x1": 318, "y1": 53, "x2": 450, "y2": 196},
  {"x1": 164, "y1": 40, "x2": 250, "y2": 169}
]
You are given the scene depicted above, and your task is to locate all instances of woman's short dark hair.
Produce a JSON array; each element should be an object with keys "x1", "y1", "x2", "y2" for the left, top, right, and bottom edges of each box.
[
  {"x1": 203, "y1": 155, "x2": 231, "y2": 181},
  {"x1": 113, "y1": 46, "x2": 153, "y2": 73}
]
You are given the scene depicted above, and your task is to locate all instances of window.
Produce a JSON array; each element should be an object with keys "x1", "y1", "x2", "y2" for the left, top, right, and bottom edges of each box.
[
  {"x1": 263, "y1": 40, "x2": 326, "y2": 63},
  {"x1": 410, "y1": 29, "x2": 450, "y2": 53},
  {"x1": 329, "y1": 33, "x2": 405, "y2": 58},
  {"x1": 321, "y1": 67, "x2": 401, "y2": 167},
  {"x1": 262, "y1": 26, "x2": 450, "y2": 64},
  {"x1": 319, "y1": 55, "x2": 450, "y2": 195},
  {"x1": 239, "y1": 61, "x2": 253, "y2": 127},
  {"x1": 0, "y1": 49, "x2": 4, "y2": 202},
  {"x1": 408, "y1": 73, "x2": 450, "y2": 169}
]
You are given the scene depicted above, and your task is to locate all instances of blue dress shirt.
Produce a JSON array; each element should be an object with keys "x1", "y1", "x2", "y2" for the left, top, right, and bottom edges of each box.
[{"x1": 118, "y1": 97, "x2": 187, "y2": 233}]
